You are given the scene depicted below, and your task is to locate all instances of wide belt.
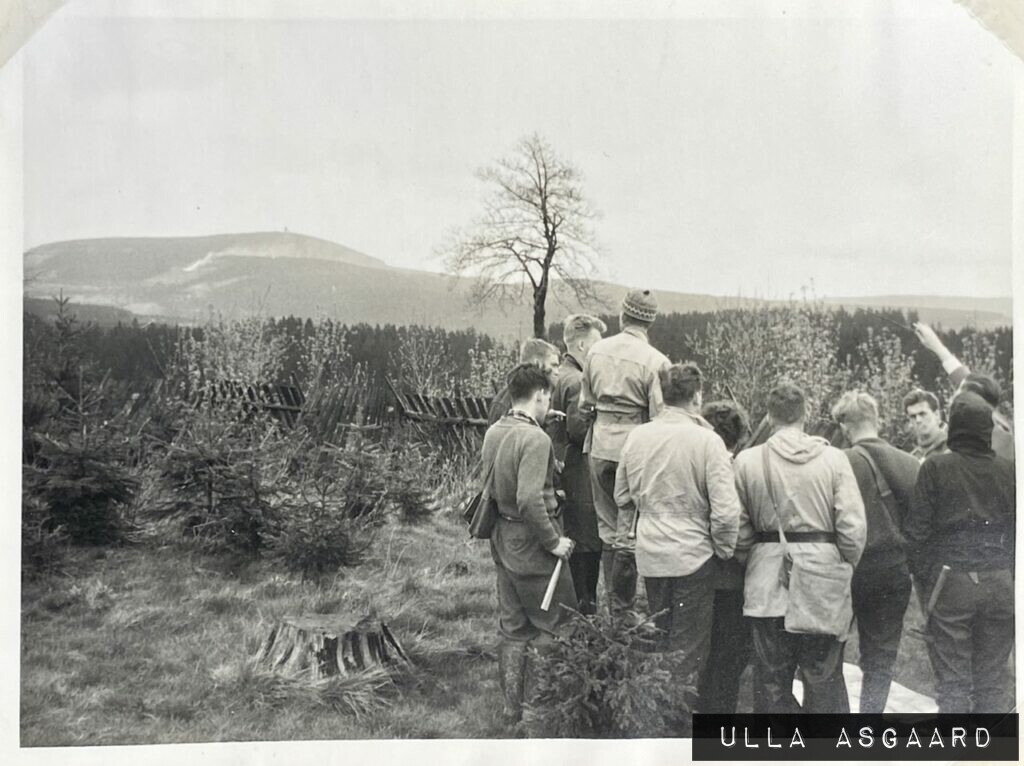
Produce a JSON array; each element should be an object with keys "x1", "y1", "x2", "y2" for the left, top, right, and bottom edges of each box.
[
  {"x1": 595, "y1": 410, "x2": 645, "y2": 423},
  {"x1": 755, "y1": 531, "x2": 837, "y2": 544},
  {"x1": 498, "y1": 513, "x2": 523, "y2": 523}
]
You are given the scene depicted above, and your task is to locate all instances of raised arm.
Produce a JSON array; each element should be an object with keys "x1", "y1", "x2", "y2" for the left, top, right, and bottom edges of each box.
[{"x1": 914, "y1": 322, "x2": 969, "y2": 384}]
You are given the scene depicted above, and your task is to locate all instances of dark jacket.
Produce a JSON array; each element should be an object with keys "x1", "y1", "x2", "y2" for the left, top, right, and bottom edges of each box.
[
  {"x1": 843, "y1": 437, "x2": 920, "y2": 571},
  {"x1": 483, "y1": 412, "x2": 563, "y2": 576},
  {"x1": 545, "y1": 354, "x2": 601, "y2": 552},
  {"x1": 949, "y1": 365, "x2": 1015, "y2": 462},
  {"x1": 905, "y1": 392, "x2": 1016, "y2": 583}
]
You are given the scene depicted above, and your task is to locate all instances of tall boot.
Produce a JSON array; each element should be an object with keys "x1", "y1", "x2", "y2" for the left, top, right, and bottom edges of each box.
[
  {"x1": 610, "y1": 549, "x2": 639, "y2": 622},
  {"x1": 497, "y1": 641, "x2": 528, "y2": 723},
  {"x1": 521, "y1": 640, "x2": 554, "y2": 737}
]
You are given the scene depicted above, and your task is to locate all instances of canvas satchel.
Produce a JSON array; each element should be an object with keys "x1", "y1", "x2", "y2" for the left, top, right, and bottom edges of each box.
[
  {"x1": 463, "y1": 459, "x2": 499, "y2": 540},
  {"x1": 761, "y1": 446, "x2": 854, "y2": 637}
]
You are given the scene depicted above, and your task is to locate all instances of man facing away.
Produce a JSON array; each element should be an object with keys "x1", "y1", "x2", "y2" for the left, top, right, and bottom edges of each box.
[
  {"x1": 832, "y1": 391, "x2": 920, "y2": 713},
  {"x1": 487, "y1": 338, "x2": 562, "y2": 426},
  {"x1": 903, "y1": 388, "x2": 949, "y2": 461},
  {"x1": 481, "y1": 364, "x2": 576, "y2": 723},
  {"x1": 734, "y1": 382, "x2": 866, "y2": 713},
  {"x1": 580, "y1": 289, "x2": 671, "y2": 622},
  {"x1": 613, "y1": 363, "x2": 741, "y2": 708},
  {"x1": 904, "y1": 391, "x2": 1016, "y2": 713},
  {"x1": 545, "y1": 314, "x2": 607, "y2": 615},
  {"x1": 697, "y1": 398, "x2": 753, "y2": 714}
]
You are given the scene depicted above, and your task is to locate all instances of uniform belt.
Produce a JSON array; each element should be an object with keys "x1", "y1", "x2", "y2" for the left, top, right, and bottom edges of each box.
[
  {"x1": 595, "y1": 410, "x2": 645, "y2": 423},
  {"x1": 755, "y1": 531, "x2": 837, "y2": 543},
  {"x1": 498, "y1": 514, "x2": 523, "y2": 523}
]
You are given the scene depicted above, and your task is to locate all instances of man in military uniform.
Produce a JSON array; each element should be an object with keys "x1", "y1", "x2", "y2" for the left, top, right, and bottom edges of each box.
[
  {"x1": 580, "y1": 289, "x2": 670, "y2": 621},
  {"x1": 546, "y1": 314, "x2": 607, "y2": 614},
  {"x1": 482, "y1": 363, "x2": 576, "y2": 722}
]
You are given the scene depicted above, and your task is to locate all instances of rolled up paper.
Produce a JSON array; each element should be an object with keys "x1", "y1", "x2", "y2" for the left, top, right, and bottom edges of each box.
[{"x1": 540, "y1": 557, "x2": 563, "y2": 612}]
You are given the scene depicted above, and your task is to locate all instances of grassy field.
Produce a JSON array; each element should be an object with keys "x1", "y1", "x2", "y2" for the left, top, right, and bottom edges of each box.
[
  {"x1": 21, "y1": 509, "x2": 940, "y2": 746},
  {"x1": 21, "y1": 513, "x2": 512, "y2": 745}
]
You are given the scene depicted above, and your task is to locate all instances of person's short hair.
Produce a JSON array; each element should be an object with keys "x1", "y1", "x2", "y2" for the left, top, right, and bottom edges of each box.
[
  {"x1": 960, "y1": 372, "x2": 1001, "y2": 408},
  {"x1": 562, "y1": 314, "x2": 607, "y2": 346},
  {"x1": 831, "y1": 391, "x2": 879, "y2": 428},
  {"x1": 767, "y1": 381, "x2": 806, "y2": 425},
  {"x1": 519, "y1": 337, "x2": 560, "y2": 366},
  {"x1": 902, "y1": 388, "x2": 941, "y2": 414},
  {"x1": 659, "y1": 362, "x2": 702, "y2": 406},
  {"x1": 507, "y1": 363, "x2": 552, "y2": 403},
  {"x1": 702, "y1": 399, "x2": 750, "y2": 450}
]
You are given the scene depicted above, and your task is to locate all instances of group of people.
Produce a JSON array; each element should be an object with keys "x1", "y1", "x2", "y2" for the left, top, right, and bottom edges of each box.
[{"x1": 479, "y1": 288, "x2": 1016, "y2": 727}]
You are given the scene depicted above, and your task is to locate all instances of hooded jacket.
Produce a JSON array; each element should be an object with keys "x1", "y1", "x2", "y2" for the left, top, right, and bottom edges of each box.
[
  {"x1": 734, "y1": 428, "x2": 866, "y2": 618},
  {"x1": 905, "y1": 392, "x2": 1016, "y2": 581}
]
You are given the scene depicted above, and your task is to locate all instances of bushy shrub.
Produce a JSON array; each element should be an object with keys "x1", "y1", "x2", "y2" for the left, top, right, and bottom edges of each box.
[
  {"x1": 381, "y1": 442, "x2": 437, "y2": 525},
  {"x1": 269, "y1": 444, "x2": 376, "y2": 581},
  {"x1": 153, "y1": 397, "x2": 285, "y2": 556},
  {"x1": 22, "y1": 296, "x2": 139, "y2": 552},
  {"x1": 521, "y1": 612, "x2": 694, "y2": 738}
]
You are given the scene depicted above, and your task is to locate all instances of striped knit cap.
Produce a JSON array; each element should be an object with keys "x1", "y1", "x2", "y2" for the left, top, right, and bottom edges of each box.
[{"x1": 621, "y1": 289, "x2": 658, "y2": 323}]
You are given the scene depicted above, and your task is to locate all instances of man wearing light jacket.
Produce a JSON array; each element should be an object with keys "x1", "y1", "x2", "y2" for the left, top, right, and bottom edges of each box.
[
  {"x1": 580, "y1": 288, "x2": 671, "y2": 622},
  {"x1": 734, "y1": 382, "x2": 866, "y2": 714},
  {"x1": 613, "y1": 363, "x2": 741, "y2": 700}
]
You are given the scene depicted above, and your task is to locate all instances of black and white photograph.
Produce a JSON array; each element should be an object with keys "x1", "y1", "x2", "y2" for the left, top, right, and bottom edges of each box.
[{"x1": 2, "y1": 0, "x2": 1020, "y2": 759}]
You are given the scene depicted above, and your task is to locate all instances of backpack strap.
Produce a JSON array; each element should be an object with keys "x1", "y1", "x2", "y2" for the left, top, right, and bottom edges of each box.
[
  {"x1": 851, "y1": 444, "x2": 902, "y2": 530},
  {"x1": 761, "y1": 446, "x2": 791, "y2": 555}
]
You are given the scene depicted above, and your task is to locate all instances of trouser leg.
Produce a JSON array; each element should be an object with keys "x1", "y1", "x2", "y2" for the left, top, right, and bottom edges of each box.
[
  {"x1": 971, "y1": 568, "x2": 1015, "y2": 713},
  {"x1": 927, "y1": 570, "x2": 975, "y2": 713},
  {"x1": 796, "y1": 634, "x2": 849, "y2": 713},
  {"x1": 600, "y1": 547, "x2": 616, "y2": 610},
  {"x1": 590, "y1": 457, "x2": 637, "y2": 618},
  {"x1": 852, "y1": 561, "x2": 912, "y2": 713},
  {"x1": 569, "y1": 550, "x2": 601, "y2": 616},
  {"x1": 698, "y1": 589, "x2": 752, "y2": 714},
  {"x1": 750, "y1": 617, "x2": 801, "y2": 714}
]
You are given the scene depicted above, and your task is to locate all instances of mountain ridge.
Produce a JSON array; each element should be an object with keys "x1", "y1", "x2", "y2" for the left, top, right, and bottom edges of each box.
[{"x1": 24, "y1": 232, "x2": 1012, "y2": 335}]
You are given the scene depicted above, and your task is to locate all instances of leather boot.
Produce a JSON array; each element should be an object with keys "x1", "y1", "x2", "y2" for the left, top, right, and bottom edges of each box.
[
  {"x1": 610, "y1": 549, "x2": 639, "y2": 621},
  {"x1": 497, "y1": 641, "x2": 528, "y2": 723}
]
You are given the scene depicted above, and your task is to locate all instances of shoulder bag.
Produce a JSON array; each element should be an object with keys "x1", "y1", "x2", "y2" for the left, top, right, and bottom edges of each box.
[{"x1": 463, "y1": 458, "x2": 499, "y2": 540}]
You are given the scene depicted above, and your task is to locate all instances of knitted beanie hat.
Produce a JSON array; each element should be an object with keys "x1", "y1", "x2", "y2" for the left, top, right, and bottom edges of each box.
[{"x1": 621, "y1": 289, "x2": 658, "y2": 323}]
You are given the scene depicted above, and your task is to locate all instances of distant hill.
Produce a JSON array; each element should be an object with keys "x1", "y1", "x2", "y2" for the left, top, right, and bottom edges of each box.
[
  {"x1": 23, "y1": 297, "x2": 139, "y2": 326},
  {"x1": 24, "y1": 232, "x2": 1012, "y2": 336}
]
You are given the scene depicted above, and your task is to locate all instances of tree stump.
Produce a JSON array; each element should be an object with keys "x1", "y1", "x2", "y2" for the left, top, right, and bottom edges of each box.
[{"x1": 256, "y1": 614, "x2": 410, "y2": 681}]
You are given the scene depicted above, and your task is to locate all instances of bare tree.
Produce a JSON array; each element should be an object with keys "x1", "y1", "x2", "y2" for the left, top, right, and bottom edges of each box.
[{"x1": 437, "y1": 133, "x2": 606, "y2": 338}]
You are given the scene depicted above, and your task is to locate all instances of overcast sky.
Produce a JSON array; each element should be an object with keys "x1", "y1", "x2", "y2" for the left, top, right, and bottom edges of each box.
[{"x1": 20, "y1": 0, "x2": 1017, "y2": 298}]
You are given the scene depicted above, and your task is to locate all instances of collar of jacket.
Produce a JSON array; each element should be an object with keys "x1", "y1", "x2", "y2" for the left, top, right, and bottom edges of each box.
[
  {"x1": 621, "y1": 325, "x2": 650, "y2": 343},
  {"x1": 562, "y1": 352, "x2": 584, "y2": 372},
  {"x1": 916, "y1": 425, "x2": 948, "y2": 454},
  {"x1": 657, "y1": 405, "x2": 714, "y2": 430},
  {"x1": 507, "y1": 409, "x2": 541, "y2": 428}
]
